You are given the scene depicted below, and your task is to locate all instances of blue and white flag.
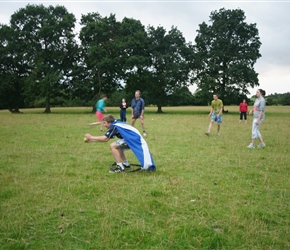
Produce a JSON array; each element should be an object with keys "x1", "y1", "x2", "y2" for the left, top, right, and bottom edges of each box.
[{"x1": 113, "y1": 121, "x2": 156, "y2": 171}]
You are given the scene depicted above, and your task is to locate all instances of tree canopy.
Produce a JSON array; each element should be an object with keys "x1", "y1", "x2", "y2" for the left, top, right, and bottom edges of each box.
[
  {"x1": 0, "y1": 4, "x2": 78, "y2": 113},
  {"x1": 193, "y1": 8, "x2": 261, "y2": 105},
  {"x1": 1, "y1": 5, "x2": 280, "y2": 113}
]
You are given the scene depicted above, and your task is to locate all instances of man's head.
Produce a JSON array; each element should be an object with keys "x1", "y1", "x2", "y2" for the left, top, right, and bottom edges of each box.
[
  {"x1": 135, "y1": 90, "x2": 141, "y2": 99},
  {"x1": 213, "y1": 94, "x2": 219, "y2": 101},
  {"x1": 102, "y1": 115, "x2": 115, "y2": 129}
]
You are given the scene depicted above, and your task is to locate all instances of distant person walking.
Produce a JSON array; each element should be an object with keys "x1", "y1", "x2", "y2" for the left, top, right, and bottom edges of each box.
[
  {"x1": 205, "y1": 94, "x2": 223, "y2": 136},
  {"x1": 247, "y1": 89, "x2": 266, "y2": 148},
  {"x1": 239, "y1": 99, "x2": 248, "y2": 123},
  {"x1": 131, "y1": 90, "x2": 146, "y2": 136},
  {"x1": 96, "y1": 94, "x2": 107, "y2": 131},
  {"x1": 120, "y1": 98, "x2": 128, "y2": 122}
]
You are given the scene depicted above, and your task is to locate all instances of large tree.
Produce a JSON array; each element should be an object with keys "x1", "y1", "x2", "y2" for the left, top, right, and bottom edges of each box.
[
  {"x1": 194, "y1": 8, "x2": 261, "y2": 105},
  {"x1": 9, "y1": 4, "x2": 77, "y2": 113},
  {"x1": 79, "y1": 13, "x2": 124, "y2": 108},
  {"x1": 79, "y1": 14, "x2": 150, "y2": 110},
  {"x1": 142, "y1": 26, "x2": 193, "y2": 112},
  {"x1": 0, "y1": 24, "x2": 28, "y2": 112},
  {"x1": 120, "y1": 17, "x2": 151, "y2": 98}
]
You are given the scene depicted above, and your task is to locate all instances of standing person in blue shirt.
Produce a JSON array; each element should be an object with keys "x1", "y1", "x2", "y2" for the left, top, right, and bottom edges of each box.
[
  {"x1": 247, "y1": 89, "x2": 266, "y2": 148},
  {"x1": 131, "y1": 90, "x2": 146, "y2": 136},
  {"x1": 96, "y1": 94, "x2": 107, "y2": 132}
]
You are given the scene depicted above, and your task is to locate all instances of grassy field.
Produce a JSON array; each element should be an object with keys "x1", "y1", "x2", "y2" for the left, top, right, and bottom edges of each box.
[{"x1": 0, "y1": 106, "x2": 289, "y2": 249}]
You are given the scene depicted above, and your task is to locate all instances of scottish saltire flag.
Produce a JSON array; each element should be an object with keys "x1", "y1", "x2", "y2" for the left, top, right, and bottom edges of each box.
[{"x1": 113, "y1": 121, "x2": 156, "y2": 171}]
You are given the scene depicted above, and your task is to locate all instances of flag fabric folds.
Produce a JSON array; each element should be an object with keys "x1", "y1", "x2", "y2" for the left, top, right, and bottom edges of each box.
[{"x1": 113, "y1": 121, "x2": 156, "y2": 171}]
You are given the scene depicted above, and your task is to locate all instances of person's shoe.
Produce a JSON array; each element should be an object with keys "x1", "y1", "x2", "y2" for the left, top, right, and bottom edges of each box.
[
  {"x1": 217, "y1": 133, "x2": 220, "y2": 136},
  {"x1": 143, "y1": 132, "x2": 147, "y2": 137},
  {"x1": 109, "y1": 165, "x2": 124, "y2": 173},
  {"x1": 205, "y1": 132, "x2": 210, "y2": 136},
  {"x1": 257, "y1": 143, "x2": 266, "y2": 148},
  {"x1": 123, "y1": 162, "x2": 130, "y2": 168},
  {"x1": 247, "y1": 143, "x2": 255, "y2": 148}
]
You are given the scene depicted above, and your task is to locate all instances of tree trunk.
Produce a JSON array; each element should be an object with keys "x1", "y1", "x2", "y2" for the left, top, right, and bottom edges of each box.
[
  {"x1": 157, "y1": 105, "x2": 163, "y2": 113},
  {"x1": 44, "y1": 96, "x2": 51, "y2": 113}
]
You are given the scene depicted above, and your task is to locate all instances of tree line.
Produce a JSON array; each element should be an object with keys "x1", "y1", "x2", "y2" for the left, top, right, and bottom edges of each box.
[{"x1": 1, "y1": 4, "x2": 273, "y2": 113}]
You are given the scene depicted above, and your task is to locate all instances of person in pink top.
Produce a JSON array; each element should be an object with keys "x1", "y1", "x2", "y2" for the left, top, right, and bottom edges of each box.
[{"x1": 239, "y1": 99, "x2": 248, "y2": 123}]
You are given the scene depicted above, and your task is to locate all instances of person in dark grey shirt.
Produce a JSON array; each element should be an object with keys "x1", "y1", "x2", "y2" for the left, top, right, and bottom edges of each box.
[{"x1": 131, "y1": 90, "x2": 146, "y2": 136}]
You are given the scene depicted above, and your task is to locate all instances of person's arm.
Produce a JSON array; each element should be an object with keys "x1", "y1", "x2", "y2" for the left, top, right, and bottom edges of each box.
[
  {"x1": 256, "y1": 100, "x2": 265, "y2": 124},
  {"x1": 217, "y1": 101, "x2": 223, "y2": 116},
  {"x1": 141, "y1": 99, "x2": 145, "y2": 116},
  {"x1": 218, "y1": 107, "x2": 223, "y2": 116},
  {"x1": 208, "y1": 106, "x2": 213, "y2": 116},
  {"x1": 131, "y1": 99, "x2": 134, "y2": 116},
  {"x1": 138, "y1": 99, "x2": 144, "y2": 119},
  {"x1": 140, "y1": 110, "x2": 144, "y2": 119},
  {"x1": 102, "y1": 100, "x2": 107, "y2": 113},
  {"x1": 256, "y1": 111, "x2": 263, "y2": 123},
  {"x1": 84, "y1": 134, "x2": 110, "y2": 143}
]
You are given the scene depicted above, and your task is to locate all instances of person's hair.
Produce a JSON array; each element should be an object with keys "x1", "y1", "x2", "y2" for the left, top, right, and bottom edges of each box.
[
  {"x1": 258, "y1": 89, "x2": 266, "y2": 96},
  {"x1": 100, "y1": 94, "x2": 107, "y2": 98},
  {"x1": 103, "y1": 114, "x2": 115, "y2": 123},
  {"x1": 135, "y1": 90, "x2": 141, "y2": 95},
  {"x1": 213, "y1": 93, "x2": 218, "y2": 97}
]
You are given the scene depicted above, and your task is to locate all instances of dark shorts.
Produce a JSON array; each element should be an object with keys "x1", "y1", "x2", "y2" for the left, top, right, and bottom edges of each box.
[{"x1": 133, "y1": 114, "x2": 143, "y2": 119}]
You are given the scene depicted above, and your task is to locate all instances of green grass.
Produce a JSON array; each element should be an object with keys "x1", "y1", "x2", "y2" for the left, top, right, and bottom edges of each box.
[{"x1": 0, "y1": 106, "x2": 289, "y2": 249}]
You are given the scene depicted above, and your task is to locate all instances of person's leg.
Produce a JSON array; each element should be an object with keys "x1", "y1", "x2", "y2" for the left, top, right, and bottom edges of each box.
[
  {"x1": 206, "y1": 120, "x2": 214, "y2": 135},
  {"x1": 124, "y1": 111, "x2": 127, "y2": 123},
  {"x1": 256, "y1": 120, "x2": 265, "y2": 146},
  {"x1": 109, "y1": 142, "x2": 125, "y2": 173},
  {"x1": 131, "y1": 117, "x2": 137, "y2": 127},
  {"x1": 140, "y1": 117, "x2": 146, "y2": 134},
  {"x1": 122, "y1": 110, "x2": 126, "y2": 122},
  {"x1": 110, "y1": 142, "x2": 123, "y2": 163},
  {"x1": 216, "y1": 115, "x2": 222, "y2": 135},
  {"x1": 240, "y1": 112, "x2": 243, "y2": 122},
  {"x1": 248, "y1": 119, "x2": 257, "y2": 147},
  {"x1": 120, "y1": 110, "x2": 123, "y2": 122},
  {"x1": 111, "y1": 140, "x2": 131, "y2": 169},
  {"x1": 97, "y1": 111, "x2": 104, "y2": 131}
]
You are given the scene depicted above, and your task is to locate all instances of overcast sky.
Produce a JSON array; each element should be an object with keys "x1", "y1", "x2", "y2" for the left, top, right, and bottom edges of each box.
[{"x1": 1, "y1": 0, "x2": 289, "y2": 96}]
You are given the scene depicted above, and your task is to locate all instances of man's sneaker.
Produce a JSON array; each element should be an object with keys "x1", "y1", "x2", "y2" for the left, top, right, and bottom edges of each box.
[
  {"x1": 217, "y1": 133, "x2": 220, "y2": 136},
  {"x1": 109, "y1": 165, "x2": 124, "y2": 173},
  {"x1": 205, "y1": 132, "x2": 210, "y2": 136},
  {"x1": 258, "y1": 143, "x2": 266, "y2": 148},
  {"x1": 143, "y1": 132, "x2": 147, "y2": 137},
  {"x1": 247, "y1": 143, "x2": 255, "y2": 148},
  {"x1": 123, "y1": 162, "x2": 130, "y2": 168}
]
